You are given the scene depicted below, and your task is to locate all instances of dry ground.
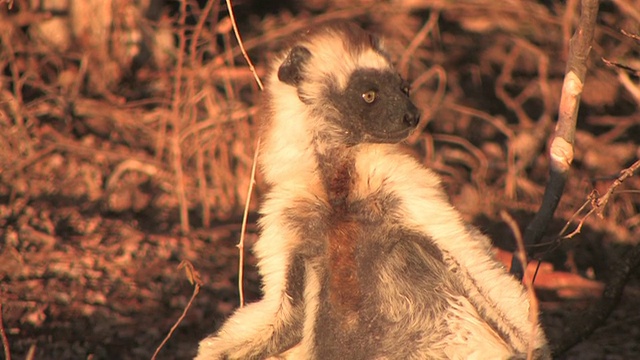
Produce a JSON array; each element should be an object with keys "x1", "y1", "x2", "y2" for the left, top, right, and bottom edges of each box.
[{"x1": 1, "y1": 0, "x2": 639, "y2": 359}]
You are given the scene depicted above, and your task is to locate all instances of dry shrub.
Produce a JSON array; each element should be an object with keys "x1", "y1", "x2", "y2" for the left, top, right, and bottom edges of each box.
[{"x1": 1, "y1": 0, "x2": 262, "y2": 231}]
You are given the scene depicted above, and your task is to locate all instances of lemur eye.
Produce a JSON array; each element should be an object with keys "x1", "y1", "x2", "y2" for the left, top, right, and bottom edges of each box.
[
  {"x1": 402, "y1": 86, "x2": 410, "y2": 95},
  {"x1": 362, "y1": 90, "x2": 377, "y2": 103}
]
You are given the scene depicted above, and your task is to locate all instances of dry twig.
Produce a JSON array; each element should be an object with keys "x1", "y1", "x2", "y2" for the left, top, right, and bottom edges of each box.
[
  {"x1": 500, "y1": 211, "x2": 541, "y2": 360},
  {"x1": 593, "y1": 160, "x2": 640, "y2": 217},
  {"x1": 548, "y1": 160, "x2": 640, "y2": 354},
  {"x1": 398, "y1": 11, "x2": 440, "y2": 76},
  {"x1": 223, "y1": 0, "x2": 265, "y2": 307},
  {"x1": 151, "y1": 260, "x2": 203, "y2": 360},
  {"x1": 561, "y1": 159, "x2": 640, "y2": 239},
  {"x1": 225, "y1": 0, "x2": 263, "y2": 91},
  {"x1": 407, "y1": 65, "x2": 446, "y2": 143},
  {"x1": 237, "y1": 139, "x2": 260, "y2": 308},
  {"x1": 0, "y1": 303, "x2": 11, "y2": 360}
]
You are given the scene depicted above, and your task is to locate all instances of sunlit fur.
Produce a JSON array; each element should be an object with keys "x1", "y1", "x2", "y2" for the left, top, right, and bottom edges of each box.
[{"x1": 196, "y1": 22, "x2": 549, "y2": 360}]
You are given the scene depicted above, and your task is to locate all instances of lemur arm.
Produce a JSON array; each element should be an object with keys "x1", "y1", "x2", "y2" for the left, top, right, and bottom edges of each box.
[
  {"x1": 195, "y1": 264, "x2": 304, "y2": 359},
  {"x1": 195, "y1": 223, "x2": 306, "y2": 360},
  {"x1": 392, "y1": 160, "x2": 549, "y2": 355}
]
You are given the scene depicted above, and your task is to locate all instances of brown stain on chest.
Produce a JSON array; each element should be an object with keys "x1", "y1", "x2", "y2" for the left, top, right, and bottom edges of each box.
[
  {"x1": 323, "y1": 152, "x2": 363, "y2": 329},
  {"x1": 328, "y1": 218, "x2": 362, "y2": 328}
]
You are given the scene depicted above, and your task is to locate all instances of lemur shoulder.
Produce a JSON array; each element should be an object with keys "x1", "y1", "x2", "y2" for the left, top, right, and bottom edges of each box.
[{"x1": 196, "y1": 22, "x2": 550, "y2": 360}]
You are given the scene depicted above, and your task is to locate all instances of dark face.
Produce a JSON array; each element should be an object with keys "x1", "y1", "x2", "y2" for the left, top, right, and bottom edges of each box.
[
  {"x1": 329, "y1": 69, "x2": 420, "y2": 144},
  {"x1": 277, "y1": 43, "x2": 420, "y2": 145}
]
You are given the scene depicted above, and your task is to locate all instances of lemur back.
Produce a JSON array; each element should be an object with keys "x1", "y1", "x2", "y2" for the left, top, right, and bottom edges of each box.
[{"x1": 196, "y1": 22, "x2": 550, "y2": 360}]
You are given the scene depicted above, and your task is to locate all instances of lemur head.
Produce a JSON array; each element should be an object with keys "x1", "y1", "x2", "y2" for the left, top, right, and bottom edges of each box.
[{"x1": 273, "y1": 22, "x2": 420, "y2": 146}]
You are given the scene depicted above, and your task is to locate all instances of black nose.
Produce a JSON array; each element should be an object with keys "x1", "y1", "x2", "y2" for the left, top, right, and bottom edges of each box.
[{"x1": 403, "y1": 111, "x2": 420, "y2": 128}]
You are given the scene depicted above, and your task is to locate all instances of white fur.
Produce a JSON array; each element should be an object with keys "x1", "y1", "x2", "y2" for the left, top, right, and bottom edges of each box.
[
  {"x1": 353, "y1": 145, "x2": 547, "y2": 354},
  {"x1": 195, "y1": 207, "x2": 299, "y2": 359}
]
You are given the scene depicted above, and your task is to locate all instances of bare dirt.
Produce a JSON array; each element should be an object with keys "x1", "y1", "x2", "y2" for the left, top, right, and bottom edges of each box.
[{"x1": 1, "y1": 1, "x2": 639, "y2": 359}]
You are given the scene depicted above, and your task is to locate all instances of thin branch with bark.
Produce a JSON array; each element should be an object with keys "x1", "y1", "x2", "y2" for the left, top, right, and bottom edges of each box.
[
  {"x1": 560, "y1": 159, "x2": 640, "y2": 239},
  {"x1": 511, "y1": 0, "x2": 600, "y2": 279}
]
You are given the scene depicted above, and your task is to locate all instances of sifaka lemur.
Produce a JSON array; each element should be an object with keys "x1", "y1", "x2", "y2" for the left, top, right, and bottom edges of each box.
[{"x1": 196, "y1": 22, "x2": 550, "y2": 360}]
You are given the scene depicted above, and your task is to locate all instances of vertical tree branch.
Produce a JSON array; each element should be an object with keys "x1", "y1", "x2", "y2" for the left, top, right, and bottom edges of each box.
[
  {"x1": 511, "y1": 0, "x2": 600, "y2": 279},
  {"x1": 224, "y1": 0, "x2": 264, "y2": 307},
  {"x1": 225, "y1": 0, "x2": 264, "y2": 91}
]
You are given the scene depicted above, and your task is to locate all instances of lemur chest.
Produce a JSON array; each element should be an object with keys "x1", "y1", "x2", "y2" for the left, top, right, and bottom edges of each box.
[
  {"x1": 292, "y1": 152, "x2": 403, "y2": 322},
  {"x1": 322, "y1": 193, "x2": 400, "y2": 323}
]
